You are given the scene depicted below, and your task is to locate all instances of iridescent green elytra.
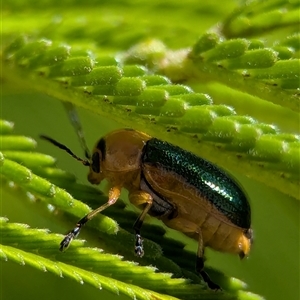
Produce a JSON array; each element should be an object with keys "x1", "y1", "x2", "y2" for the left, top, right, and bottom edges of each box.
[{"x1": 143, "y1": 138, "x2": 251, "y2": 229}]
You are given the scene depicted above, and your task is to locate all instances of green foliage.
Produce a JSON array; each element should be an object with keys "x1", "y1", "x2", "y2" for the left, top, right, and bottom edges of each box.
[{"x1": 1, "y1": 0, "x2": 299, "y2": 299}]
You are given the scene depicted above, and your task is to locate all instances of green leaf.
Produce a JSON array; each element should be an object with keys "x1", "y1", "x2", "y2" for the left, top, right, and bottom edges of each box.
[{"x1": 1, "y1": 1, "x2": 299, "y2": 299}]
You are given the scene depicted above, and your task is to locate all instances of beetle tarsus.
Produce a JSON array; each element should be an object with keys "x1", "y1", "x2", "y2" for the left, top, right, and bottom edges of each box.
[
  {"x1": 134, "y1": 233, "x2": 144, "y2": 257},
  {"x1": 196, "y1": 256, "x2": 221, "y2": 290},
  {"x1": 60, "y1": 226, "x2": 81, "y2": 251},
  {"x1": 200, "y1": 270, "x2": 221, "y2": 290}
]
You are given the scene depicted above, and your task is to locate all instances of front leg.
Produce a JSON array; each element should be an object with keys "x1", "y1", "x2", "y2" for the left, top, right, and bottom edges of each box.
[
  {"x1": 60, "y1": 186, "x2": 121, "y2": 251},
  {"x1": 129, "y1": 191, "x2": 153, "y2": 257}
]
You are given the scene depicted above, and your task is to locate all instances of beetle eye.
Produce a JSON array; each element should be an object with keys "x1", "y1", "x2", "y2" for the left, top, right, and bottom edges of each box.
[{"x1": 91, "y1": 152, "x2": 100, "y2": 173}]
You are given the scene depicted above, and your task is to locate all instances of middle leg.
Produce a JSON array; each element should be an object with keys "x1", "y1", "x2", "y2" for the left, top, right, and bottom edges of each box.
[{"x1": 129, "y1": 191, "x2": 153, "y2": 257}]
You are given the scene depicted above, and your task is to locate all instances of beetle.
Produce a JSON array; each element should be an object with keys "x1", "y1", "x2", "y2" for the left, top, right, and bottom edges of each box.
[{"x1": 41, "y1": 110, "x2": 252, "y2": 290}]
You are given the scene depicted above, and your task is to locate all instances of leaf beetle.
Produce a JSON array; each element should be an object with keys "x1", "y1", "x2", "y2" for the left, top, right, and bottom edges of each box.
[{"x1": 41, "y1": 104, "x2": 252, "y2": 290}]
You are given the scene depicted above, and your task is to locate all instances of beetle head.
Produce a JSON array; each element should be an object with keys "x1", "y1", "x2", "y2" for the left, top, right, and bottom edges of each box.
[{"x1": 87, "y1": 129, "x2": 151, "y2": 186}]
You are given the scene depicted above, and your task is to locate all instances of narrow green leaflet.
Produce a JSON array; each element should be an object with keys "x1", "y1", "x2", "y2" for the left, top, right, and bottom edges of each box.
[
  {"x1": 0, "y1": 245, "x2": 177, "y2": 300},
  {"x1": 2, "y1": 33, "x2": 300, "y2": 198}
]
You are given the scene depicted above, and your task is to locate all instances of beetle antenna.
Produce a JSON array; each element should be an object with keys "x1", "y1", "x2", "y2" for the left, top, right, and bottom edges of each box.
[
  {"x1": 63, "y1": 102, "x2": 91, "y2": 160},
  {"x1": 40, "y1": 135, "x2": 90, "y2": 167}
]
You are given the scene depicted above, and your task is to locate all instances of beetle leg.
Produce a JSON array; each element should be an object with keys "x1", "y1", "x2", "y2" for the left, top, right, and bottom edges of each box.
[
  {"x1": 165, "y1": 218, "x2": 220, "y2": 290},
  {"x1": 196, "y1": 229, "x2": 220, "y2": 290},
  {"x1": 60, "y1": 186, "x2": 121, "y2": 251},
  {"x1": 129, "y1": 191, "x2": 153, "y2": 257}
]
